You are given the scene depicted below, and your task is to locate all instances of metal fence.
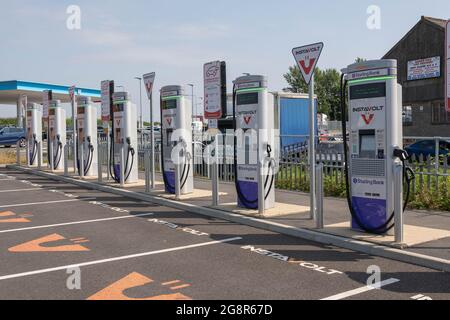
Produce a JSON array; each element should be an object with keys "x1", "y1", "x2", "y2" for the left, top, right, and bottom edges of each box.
[{"x1": 135, "y1": 134, "x2": 450, "y2": 199}]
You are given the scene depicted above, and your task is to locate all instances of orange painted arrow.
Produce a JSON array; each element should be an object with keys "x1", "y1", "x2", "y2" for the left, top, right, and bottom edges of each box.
[
  {"x1": 8, "y1": 233, "x2": 90, "y2": 253},
  {"x1": 0, "y1": 211, "x2": 31, "y2": 224},
  {"x1": 87, "y1": 272, "x2": 191, "y2": 300}
]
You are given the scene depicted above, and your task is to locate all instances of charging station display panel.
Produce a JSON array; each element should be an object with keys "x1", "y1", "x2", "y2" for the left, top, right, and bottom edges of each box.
[{"x1": 349, "y1": 80, "x2": 388, "y2": 229}]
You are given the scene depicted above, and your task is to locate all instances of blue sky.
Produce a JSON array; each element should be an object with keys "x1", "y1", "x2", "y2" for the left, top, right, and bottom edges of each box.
[{"x1": 0, "y1": 0, "x2": 449, "y2": 120}]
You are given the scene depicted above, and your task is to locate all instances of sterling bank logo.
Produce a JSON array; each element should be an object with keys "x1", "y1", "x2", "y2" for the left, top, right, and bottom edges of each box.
[{"x1": 353, "y1": 178, "x2": 384, "y2": 186}]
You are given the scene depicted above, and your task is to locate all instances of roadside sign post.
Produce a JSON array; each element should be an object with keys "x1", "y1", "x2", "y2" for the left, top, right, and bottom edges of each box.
[
  {"x1": 292, "y1": 42, "x2": 324, "y2": 221},
  {"x1": 69, "y1": 86, "x2": 77, "y2": 173},
  {"x1": 143, "y1": 72, "x2": 156, "y2": 190},
  {"x1": 203, "y1": 61, "x2": 227, "y2": 206}
]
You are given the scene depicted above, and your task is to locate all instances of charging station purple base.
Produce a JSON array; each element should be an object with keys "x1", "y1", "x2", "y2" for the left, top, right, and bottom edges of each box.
[
  {"x1": 351, "y1": 196, "x2": 388, "y2": 233},
  {"x1": 237, "y1": 180, "x2": 259, "y2": 210},
  {"x1": 164, "y1": 171, "x2": 175, "y2": 194}
]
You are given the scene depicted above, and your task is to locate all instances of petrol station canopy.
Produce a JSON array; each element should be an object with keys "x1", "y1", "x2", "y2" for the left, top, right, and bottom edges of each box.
[{"x1": 0, "y1": 80, "x2": 101, "y2": 105}]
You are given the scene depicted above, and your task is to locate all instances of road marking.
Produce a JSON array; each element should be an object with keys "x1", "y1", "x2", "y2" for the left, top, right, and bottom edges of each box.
[
  {"x1": 0, "y1": 211, "x2": 31, "y2": 224},
  {"x1": 87, "y1": 272, "x2": 192, "y2": 300},
  {"x1": 0, "y1": 188, "x2": 42, "y2": 193},
  {"x1": 0, "y1": 198, "x2": 96, "y2": 209},
  {"x1": 0, "y1": 213, "x2": 154, "y2": 234},
  {"x1": 321, "y1": 278, "x2": 400, "y2": 300},
  {"x1": 0, "y1": 237, "x2": 242, "y2": 281},
  {"x1": 8, "y1": 233, "x2": 91, "y2": 253}
]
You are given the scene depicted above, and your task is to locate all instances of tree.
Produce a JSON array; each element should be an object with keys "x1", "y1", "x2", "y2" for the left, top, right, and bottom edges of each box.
[{"x1": 283, "y1": 66, "x2": 342, "y2": 120}]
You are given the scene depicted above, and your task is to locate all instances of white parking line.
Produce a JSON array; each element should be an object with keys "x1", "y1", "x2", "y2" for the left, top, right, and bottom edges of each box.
[
  {"x1": 0, "y1": 188, "x2": 42, "y2": 193},
  {"x1": 0, "y1": 237, "x2": 243, "y2": 281},
  {"x1": 321, "y1": 278, "x2": 400, "y2": 300},
  {"x1": 0, "y1": 213, "x2": 155, "y2": 234},
  {"x1": 0, "y1": 198, "x2": 96, "y2": 209}
]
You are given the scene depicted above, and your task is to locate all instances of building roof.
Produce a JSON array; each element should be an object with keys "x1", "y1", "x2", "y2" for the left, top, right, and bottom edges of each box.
[
  {"x1": 422, "y1": 16, "x2": 448, "y2": 29},
  {"x1": 0, "y1": 80, "x2": 101, "y2": 105},
  {"x1": 383, "y1": 16, "x2": 447, "y2": 58}
]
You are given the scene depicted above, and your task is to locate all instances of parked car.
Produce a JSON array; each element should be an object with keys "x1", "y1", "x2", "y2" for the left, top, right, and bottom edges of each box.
[
  {"x1": 0, "y1": 126, "x2": 26, "y2": 148},
  {"x1": 405, "y1": 139, "x2": 450, "y2": 160}
]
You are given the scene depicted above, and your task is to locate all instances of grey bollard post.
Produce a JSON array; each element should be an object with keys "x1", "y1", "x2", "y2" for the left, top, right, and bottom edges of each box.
[
  {"x1": 16, "y1": 141, "x2": 21, "y2": 165},
  {"x1": 49, "y1": 140, "x2": 54, "y2": 172},
  {"x1": 175, "y1": 149, "x2": 182, "y2": 201},
  {"x1": 145, "y1": 149, "x2": 150, "y2": 193},
  {"x1": 258, "y1": 154, "x2": 265, "y2": 217},
  {"x1": 98, "y1": 140, "x2": 103, "y2": 183},
  {"x1": 394, "y1": 162, "x2": 404, "y2": 246},
  {"x1": 120, "y1": 144, "x2": 125, "y2": 187},
  {"x1": 211, "y1": 138, "x2": 220, "y2": 207},
  {"x1": 26, "y1": 139, "x2": 30, "y2": 167},
  {"x1": 37, "y1": 141, "x2": 42, "y2": 170},
  {"x1": 315, "y1": 163, "x2": 324, "y2": 229},
  {"x1": 80, "y1": 142, "x2": 85, "y2": 179},
  {"x1": 64, "y1": 144, "x2": 69, "y2": 176}
]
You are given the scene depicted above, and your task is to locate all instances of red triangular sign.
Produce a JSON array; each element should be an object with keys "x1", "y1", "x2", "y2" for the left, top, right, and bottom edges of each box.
[
  {"x1": 244, "y1": 116, "x2": 252, "y2": 125},
  {"x1": 292, "y1": 43, "x2": 324, "y2": 84}
]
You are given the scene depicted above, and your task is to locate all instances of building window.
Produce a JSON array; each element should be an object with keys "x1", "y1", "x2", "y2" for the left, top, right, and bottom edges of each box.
[
  {"x1": 431, "y1": 103, "x2": 450, "y2": 124},
  {"x1": 402, "y1": 106, "x2": 413, "y2": 126}
]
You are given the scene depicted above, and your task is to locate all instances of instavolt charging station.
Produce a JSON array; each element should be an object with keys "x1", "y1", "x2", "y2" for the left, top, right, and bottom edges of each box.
[
  {"x1": 26, "y1": 103, "x2": 42, "y2": 167},
  {"x1": 48, "y1": 100, "x2": 66, "y2": 171},
  {"x1": 109, "y1": 92, "x2": 138, "y2": 185},
  {"x1": 340, "y1": 59, "x2": 414, "y2": 236},
  {"x1": 233, "y1": 75, "x2": 276, "y2": 211},
  {"x1": 76, "y1": 96, "x2": 98, "y2": 177},
  {"x1": 160, "y1": 86, "x2": 194, "y2": 196}
]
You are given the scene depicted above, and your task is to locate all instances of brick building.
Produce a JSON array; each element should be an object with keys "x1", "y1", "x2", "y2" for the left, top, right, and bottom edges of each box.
[{"x1": 383, "y1": 16, "x2": 449, "y2": 137}]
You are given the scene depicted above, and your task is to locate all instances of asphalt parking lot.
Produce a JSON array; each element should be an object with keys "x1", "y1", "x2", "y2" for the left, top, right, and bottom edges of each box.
[{"x1": 0, "y1": 168, "x2": 449, "y2": 300}]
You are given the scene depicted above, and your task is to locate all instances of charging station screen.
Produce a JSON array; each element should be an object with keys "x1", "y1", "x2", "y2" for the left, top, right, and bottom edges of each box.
[
  {"x1": 162, "y1": 99, "x2": 177, "y2": 110},
  {"x1": 77, "y1": 107, "x2": 85, "y2": 114},
  {"x1": 49, "y1": 109, "x2": 55, "y2": 116},
  {"x1": 360, "y1": 134, "x2": 376, "y2": 153},
  {"x1": 350, "y1": 82, "x2": 386, "y2": 100},
  {"x1": 237, "y1": 92, "x2": 258, "y2": 105},
  {"x1": 113, "y1": 105, "x2": 124, "y2": 112}
]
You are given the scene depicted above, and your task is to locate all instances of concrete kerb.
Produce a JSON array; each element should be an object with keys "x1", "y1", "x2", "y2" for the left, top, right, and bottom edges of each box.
[{"x1": 7, "y1": 165, "x2": 450, "y2": 273}]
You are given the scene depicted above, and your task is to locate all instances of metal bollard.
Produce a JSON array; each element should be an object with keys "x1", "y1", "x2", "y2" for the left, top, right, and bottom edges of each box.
[
  {"x1": 26, "y1": 139, "x2": 30, "y2": 167},
  {"x1": 106, "y1": 139, "x2": 111, "y2": 181},
  {"x1": 16, "y1": 141, "x2": 21, "y2": 165},
  {"x1": 145, "y1": 149, "x2": 150, "y2": 193},
  {"x1": 211, "y1": 139, "x2": 220, "y2": 206},
  {"x1": 64, "y1": 144, "x2": 69, "y2": 176},
  {"x1": 120, "y1": 144, "x2": 125, "y2": 187},
  {"x1": 98, "y1": 140, "x2": 103, "y2": 183},
  {"x1": 394, "y1": 162, "x2": 404, "y2": 245},
  {"x1": 315, "y1": 163, "x2": 324, "y2": 229},
  {"x1": 175, "y1": 149, "x2": 182, "y2": 200},
  {"x1": 258, "y1": 155, "x2": 265, "y2": 217},
  {"x1": 49, "y1": 141, "x2": 54, "y2": 172},
  {"x1": 80, "y1": 142, "x2": 85, "y2": 179},
  {"x1": 37, "y1": 141, "x2": 42, "y2": 170}
]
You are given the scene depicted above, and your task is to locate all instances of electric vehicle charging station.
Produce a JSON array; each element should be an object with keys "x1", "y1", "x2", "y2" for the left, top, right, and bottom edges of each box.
[
  {"x1": 341, "y1": 60, "x2": 414, "y2": 235},
  {"x1": 233, "y1": 75, "x2": 276, "y2": 211},
  {"x1": 76, "y1": 96, "x2": 98, "y2": 177},
  {"x1": 48, "y1": 100, "x2": 67, "y2": 171},
  {"x1": 160, "y1": 85, "x2": 194, "y2": 195},
  {"x1": 109, "y1": 92, "x2": 138, "y2": 185},
  {"x1": 26, "y1": 103, "x2": 42, "y2": 167}
]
